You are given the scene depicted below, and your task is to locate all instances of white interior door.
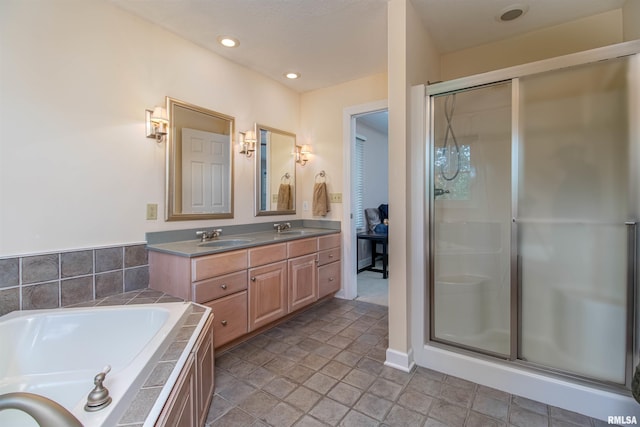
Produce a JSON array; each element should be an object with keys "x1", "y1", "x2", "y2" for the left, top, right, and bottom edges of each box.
[{"x1": 182, "y1": 128, "x2": 230, "y2": 213}]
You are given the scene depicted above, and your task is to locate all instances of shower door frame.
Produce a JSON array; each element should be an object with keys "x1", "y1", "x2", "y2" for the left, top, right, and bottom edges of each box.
[{"x1": 426, "y1": 40, "x2": 640, "y2": 390}]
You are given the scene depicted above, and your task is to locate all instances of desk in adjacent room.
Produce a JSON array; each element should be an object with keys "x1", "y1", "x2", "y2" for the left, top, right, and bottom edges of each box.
[{"x1": 356, "y1": 232, "x2": 388, "y2": 279}]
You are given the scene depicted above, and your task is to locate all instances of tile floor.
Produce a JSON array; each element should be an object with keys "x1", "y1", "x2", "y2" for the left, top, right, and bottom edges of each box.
[
  {"x1": 207, "y1": 298, "x2": 609, "y2": 427},
  {"x1": 356, "y1": 266, "x2": 388, "y2": 307}
]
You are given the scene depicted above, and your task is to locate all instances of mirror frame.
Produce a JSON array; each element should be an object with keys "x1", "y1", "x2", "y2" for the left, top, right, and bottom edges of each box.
[
  {"x1": 166, "y1": 96, "x2": 235, "y2": 221},
  {"x1": 254, "y1": 123, "x2": 297, "y2": 216}
]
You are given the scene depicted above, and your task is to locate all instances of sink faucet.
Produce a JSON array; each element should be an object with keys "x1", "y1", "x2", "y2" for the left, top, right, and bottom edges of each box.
[
  {"x1": 0, "y1": 392, "x2": 82, "y2": 427},
  {"x1": 273, "y1": 222, "x2": 291, "y2": 232},
  {"x1": 196, "y1": 229, "x2": 222, "y2": 242}
]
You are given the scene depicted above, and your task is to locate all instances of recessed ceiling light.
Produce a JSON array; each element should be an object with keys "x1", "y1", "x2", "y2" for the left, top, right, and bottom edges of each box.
[
  {"x1": 497, "y1": 4, "x2": 528, "y2": 22},
  {"x1": 217, "y1": 36, "x2": 239, "y2": 48},
  {"x1": 285, "y1": 72, "x2": 300, "y2": 80}
]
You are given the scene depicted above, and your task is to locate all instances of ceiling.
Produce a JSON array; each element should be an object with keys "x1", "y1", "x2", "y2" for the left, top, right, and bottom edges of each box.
[
  {"x1": 110, "y1": 0, "x2": 626, "y2": 93},
  {"x1": 358, "y1": 111, "x2": 389, "y2": 136}
]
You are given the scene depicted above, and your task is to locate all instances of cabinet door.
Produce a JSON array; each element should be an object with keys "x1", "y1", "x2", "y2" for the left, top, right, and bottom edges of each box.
[
  {"x1": 155, "y1": 354, "x2": 196, "y2": 427},
  {"x1": 288, "y1": 254, "x2": 318, "y2": 312},
  {"x1": 248, "y1": 261, "x2": 287, "y2": 331},
  {"x1": 206, "y1": 291, "x2": 248, "y2": 347},
  {"x1": 318, "y1": 261, "x2": 341, "y2": 299},
  {"x1": 195, "y1": 315, "x2": 215, "y2": 427}
]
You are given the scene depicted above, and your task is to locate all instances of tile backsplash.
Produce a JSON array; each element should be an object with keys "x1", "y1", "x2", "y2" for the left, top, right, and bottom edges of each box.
[{"x1": 0, "y1": 244, "x2": 149, "y2": 316}]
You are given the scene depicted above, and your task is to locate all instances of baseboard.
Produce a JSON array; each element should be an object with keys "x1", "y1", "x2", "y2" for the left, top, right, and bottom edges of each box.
[
  {"x1": 357, "y1": 257, "x2": 373, "y2": 269},
  {"x1": 384, "y1": 348, "x2": 416, "y2": 373}
]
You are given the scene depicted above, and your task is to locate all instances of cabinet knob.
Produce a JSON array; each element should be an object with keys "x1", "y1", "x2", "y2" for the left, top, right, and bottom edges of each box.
[
  {"x1": 221, "y1": 284, "x2": 228, "y2": 290},
  {"x1": 329, "y1": 277, "x2": 335, "y2": 282},
  {"x1": 329, "y1": 254, "x2": 334, "y2": 258},
  {"x1": 221, "y1": 320, "x2": 228, "y2": 326},
  {"x1": 251, "y1": 277, "x2": 256, "y2": 282}
]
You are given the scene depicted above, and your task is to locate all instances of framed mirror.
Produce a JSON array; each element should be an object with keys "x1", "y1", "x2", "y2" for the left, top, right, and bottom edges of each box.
[
  {"x1": 166, "y1": 97, "x2": 234, "y2": 220},
  {"x1": 255, "y1": 124, "x2": 297, "y2": 216}
]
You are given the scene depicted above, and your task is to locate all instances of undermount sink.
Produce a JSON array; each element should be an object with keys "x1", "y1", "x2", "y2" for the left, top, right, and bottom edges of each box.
[
  {"x1": 276, "y1": 230, "x2": 307, "y2": 235},
  {"x1": 199, "y1": 239, "x2": 252, "y2": 248}
]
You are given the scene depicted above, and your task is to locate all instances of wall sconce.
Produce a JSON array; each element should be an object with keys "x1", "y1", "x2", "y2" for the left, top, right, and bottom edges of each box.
[
  {"x1": 294, "y1": 144, "x2": 311, "y2": 166},
  {"x1": 239, "y1": 130, "x2": 256, "y2": 158},
  {"x1": 145, "y1": 106, "x2": 168, "y2": 142}
]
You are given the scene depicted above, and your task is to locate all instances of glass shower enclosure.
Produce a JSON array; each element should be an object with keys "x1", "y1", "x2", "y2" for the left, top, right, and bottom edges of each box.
[{"x1": 429, "y1": 54, "x2": 637, "y2": 386}]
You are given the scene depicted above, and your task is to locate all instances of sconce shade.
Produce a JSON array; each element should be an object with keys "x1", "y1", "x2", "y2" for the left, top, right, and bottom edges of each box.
[
  {"x1": 294, "y1": 144, "x2": 310, "y2": 166},
  {"x1": 151, "y1": 106, "x2": 168, "y2": 124},
  {"x1": 146, "y1": 106, "x2": 168, "y2": 142},
  {"x1": 244, "y1": 130, "x2": 256, "y2": 143},
  {"x1": 239, "y1": 130, "x2": 256, "y2": 158}
]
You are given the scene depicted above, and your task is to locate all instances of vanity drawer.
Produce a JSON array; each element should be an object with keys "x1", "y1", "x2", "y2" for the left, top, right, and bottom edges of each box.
[
  {"x1": 192, "y1": 249, "x2": 248, "y2": 281},
  {"x1": 318, "y1": 261, "x2": 341, "y2": 298},
  {"x1": 318, "y1": 233, "x2": 341, "y2": 251},
  {"x1": 249, "y1": 243, "x2": 287, "y2": 267},
  {"x1": 317, "y1": 247, "x2": 340, "y2": 266},
  {"x1": 193, "y1": 270, "x2": 247, "y2": 303},
  {"x1": 206, "y1": 291, "x2": 248, "y2": 348},
  {"x1": 287, "y1": 237, "x2": 318, "y2": 258}
]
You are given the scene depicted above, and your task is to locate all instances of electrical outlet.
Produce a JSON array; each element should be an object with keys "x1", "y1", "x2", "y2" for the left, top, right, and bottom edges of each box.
[
  {"x1": 272, "y1": 194, "x2": 278, "y2": 203},
  {"x1": 329, "y1": 193, "x2": 342, "y2": 203},
  {"x1": 146, "y1": 203, "x2": 158, "y2": 220},
  {"x1": 303, "y1": 201, "x2": 309, "y2": 211}
]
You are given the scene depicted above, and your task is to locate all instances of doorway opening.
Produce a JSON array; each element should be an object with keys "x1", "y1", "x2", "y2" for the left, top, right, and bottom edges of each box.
[{"x1": 353, "y1": 110, "x2": 389, "y2": 306}]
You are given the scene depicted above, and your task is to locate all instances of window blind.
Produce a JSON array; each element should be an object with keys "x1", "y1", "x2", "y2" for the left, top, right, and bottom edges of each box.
[{"x1": 354, "y1": 136, "x2": 365, "y2": 230}]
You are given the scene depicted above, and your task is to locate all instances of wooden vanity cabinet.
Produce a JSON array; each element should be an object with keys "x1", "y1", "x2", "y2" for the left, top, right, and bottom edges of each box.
[
  {"x1": 317, "y1": 234, "x2": 342, "y2": 298},
  {"x1": 149, "y1": 233, "x2": 341, "y2": 349}
]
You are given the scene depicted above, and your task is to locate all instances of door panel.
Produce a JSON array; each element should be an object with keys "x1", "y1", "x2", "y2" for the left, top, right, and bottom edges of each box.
[{"x1": 431, "y1": 82, "x2": 512, "y2": 357}]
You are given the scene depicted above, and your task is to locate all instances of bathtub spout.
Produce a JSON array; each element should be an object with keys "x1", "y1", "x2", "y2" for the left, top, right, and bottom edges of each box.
[{"x1": 0, "y1": 392, "x2": 82, "y2": 427}]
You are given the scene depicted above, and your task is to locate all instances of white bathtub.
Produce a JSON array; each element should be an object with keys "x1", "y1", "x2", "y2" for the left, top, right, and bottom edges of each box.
[{"x1": 0, "y1": 302, "x2": 196, "y2": 427}]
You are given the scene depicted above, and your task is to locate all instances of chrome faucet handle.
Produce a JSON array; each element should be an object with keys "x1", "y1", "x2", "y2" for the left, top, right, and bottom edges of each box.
[
  {"x1": 196, "y1": 229, "x2": 222, "y2": 241},
  {"x1": 85, "y1": 365, "x2": 112, "y2": 412},
  {"x1": 274, "y1": 223, "x2": 290, "y2": 232}
]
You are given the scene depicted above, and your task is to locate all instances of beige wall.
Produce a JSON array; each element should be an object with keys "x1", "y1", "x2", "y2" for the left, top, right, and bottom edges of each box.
[
  {"x1": 0, "y1": 0, "x2": 300, "y2": 256},
  {"x1": 624, "y1": 0, "x2": 640, "y2": 41},
  {"x1": 387, "y1": 0, "x2": 440, "y2": 358},
  {"x1": 441, "y1": 9, "x2": 624, "y2": 80},
  {"x1": 299, "y1": 73, "x2": 387, "y2": 221}
]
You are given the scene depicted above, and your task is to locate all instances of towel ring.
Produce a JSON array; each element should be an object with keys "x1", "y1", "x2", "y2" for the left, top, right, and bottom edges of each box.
[
  {"x1": 281, "y1": 172, "x2": 291, "y2": 183},
  {"x1": 315, "y1": 170, "x2": 326, "y2": 183}
]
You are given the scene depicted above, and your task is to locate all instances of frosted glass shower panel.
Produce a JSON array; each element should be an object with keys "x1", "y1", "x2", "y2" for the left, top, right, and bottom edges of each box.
[
  {"x1": 432, "y1": 83, "x2": 512, "y2": 356},
  {"x1": 518, "y1": 57, "x2": 630, "y2": 383}
]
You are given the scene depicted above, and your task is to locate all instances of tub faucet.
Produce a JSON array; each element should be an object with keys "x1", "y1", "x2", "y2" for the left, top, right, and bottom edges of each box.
[
  {"x1": 85, "y1": 365, "x2": 112, "y2": 412},
  {"x1": 0, "y1": 392, "x2": 82, "y2": 427},
  {"x1": 274, "y1": 222, "x2": 291, "y2": 232},
  {"x1": 196, "y1": 229, "x2": 222, "y2": 241}
]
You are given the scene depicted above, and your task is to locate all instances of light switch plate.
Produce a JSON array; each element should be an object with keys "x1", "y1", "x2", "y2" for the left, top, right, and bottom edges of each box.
[
  {"x1": 146, "y1": 203, "x2": 158, "y2": 220},
  {"x1": 329, "y1": 193, "x2": 342, "y2": 203}
]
